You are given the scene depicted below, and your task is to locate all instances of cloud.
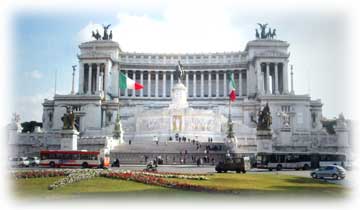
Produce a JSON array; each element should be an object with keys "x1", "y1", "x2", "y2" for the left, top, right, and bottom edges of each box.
[
  {"x1": 25, "y1": 70, "x2": 43, "y2": 79},
  {"x1": 77, "y1": 2, "x2": 247, "y2": 53},
  {"x1": 12, "y1": 90, "x2": 54, "y2": 122},
  {"x1": 76, "y1": 21, "x2": 103, "y2": 43}
]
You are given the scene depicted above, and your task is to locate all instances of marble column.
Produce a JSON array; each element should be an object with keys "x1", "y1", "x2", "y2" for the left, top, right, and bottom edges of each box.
[
  {"x1": 105, "y1": 62, "x2": 111, "y2": 96},
  {"x1": 274, "y1": 63, "x2": 279, "y2": 95},
  {"x1": 155, "y1": 71, "x2": 159, "y2": 97},
  {"x1": 131, "y1": 71, "x2": 135, "y2": 97},
  {"x1": 223, "y1": 71, "x2": 227, "y2": 97},
  {"x1": 200, "y1": 71, "x2": 204, "y2": 97},
  {"x1": 78, "y1": 62, "x2": 84, "y2": 94},
  {"x1": 88, "y1": 64, "x2": 92, "y2": 95},
  {"x1": 111, "y1": 63, "x2": 118, "y2": 97},
  {"x1": 208, "y1": 72, "x2": 212, "y2": 97},
  {"x1": 162, "y1": 71, "x2": 166, "y2": 97},
  {"x1": 257, "y1": 61, "x2": 262, "y2": 94},
  {"x1": 185, "y1": 72, "x2": 189, "y2": 95},
  {"x1": 265, "y1": 63, "x2": 270, "y2": 94},
  {"x1": 140, "y1": 71, "x2": 144, "y2": 97},
  {"x1": 193, "y1": 72, "x2": 196, "y2": 97},
  {"x1": 216, "y1": 71, "x2": 219, "y2": 97},
  {"x1": 148, "y1": 71, "x2": 151, "y2": 97},
  {"x1": 238, "y1": 71, "x2": 242, "y2": 96},
  {"x1": 96, "y1": 64, "x2": 100, "y2": 93},
  {"x1": 124, "y1": 71, "x2": 128, "y2": 97},
  {"x1": 283, "y1": 61, "x2": 289, "y2": 94},
  {"x1": 170, "y1": 71, "x2": 174, "y2": 95}
]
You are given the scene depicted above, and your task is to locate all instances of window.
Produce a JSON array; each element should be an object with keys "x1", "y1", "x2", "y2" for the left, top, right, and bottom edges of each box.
[
  {"x1": 312, "y1": 112, "x2": 316, "y2": 123},
  {"x1": 325, "y1": 166, "x2": 334, "y2": 170},
  {"x1": 90, "y1": 154, "x2": 98, "y2": 160},
  {"x1": 48, "y1": 112, "x2": 53, "y2": 122},
  {"x1": 56, "y1": 153, "x2": 63, "y2": 159},
  {"x1": 281, "y1": 105, "x2": 291, "y2": 112},
  {"x1": 72, "y1": 154, "x2": 80, "y2": 160},
  {"x1": 48, "y1": 153, "x2": 56, "y2": 159},
  {"x1": 80, "y1": 154, "x2": 90, "y2": 160},
  {"x1": 41, "y1": 154, "x2": 48, "y2": 160},
  {"x1": 63, "y1": 154, "x2": 72, "y2": 160}
]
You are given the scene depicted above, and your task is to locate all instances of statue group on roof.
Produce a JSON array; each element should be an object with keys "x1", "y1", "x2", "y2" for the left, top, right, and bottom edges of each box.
[
  {"x1": 256, "y1": 23, "x2": 277, "y2": 40},
  {"x1": 92, "y1": 24, "x2": 113, "y2": 40}
]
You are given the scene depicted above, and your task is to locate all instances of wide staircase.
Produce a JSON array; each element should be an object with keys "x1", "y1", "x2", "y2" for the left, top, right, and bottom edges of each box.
[{"x1": 110, "y1": 141, "x2": 227, "y2": 165}]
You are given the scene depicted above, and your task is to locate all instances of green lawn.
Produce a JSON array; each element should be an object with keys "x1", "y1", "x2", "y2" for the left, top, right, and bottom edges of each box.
[
  {"x1": 164, "y1": 173, "x2": 348, "y2": 197},
  {"x1": 12, "y1": 177, "x2": 183, "y2": 200},
  {"x1": 12, "y1": 173, "x2": 348, "y2": 200}
]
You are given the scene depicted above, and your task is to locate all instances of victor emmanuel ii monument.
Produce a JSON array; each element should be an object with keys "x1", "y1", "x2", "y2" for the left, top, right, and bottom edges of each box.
[{"x1": 7, "y1": 23, "x2": 351, "y2": 166}]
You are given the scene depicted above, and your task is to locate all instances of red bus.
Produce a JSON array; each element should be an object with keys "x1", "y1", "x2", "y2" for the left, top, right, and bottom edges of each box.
[{"x1": 40, "y1": 150, "x2": 110, "y2": 168}]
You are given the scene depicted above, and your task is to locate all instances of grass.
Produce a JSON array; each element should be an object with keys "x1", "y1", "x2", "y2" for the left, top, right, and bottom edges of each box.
[
  {"x1": 164, "y1": 173, "x2": 348, "y2": 197},
  {"x1": 12, "y1": 177, "x2": 180, "y2": 200},
  {"x1": 12, "y1": 173, "x2": 348, "y2": 200}
]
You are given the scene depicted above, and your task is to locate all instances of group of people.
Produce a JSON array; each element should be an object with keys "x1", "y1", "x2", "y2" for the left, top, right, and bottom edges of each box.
[
  {"x1": 205, "y1": 144, "x2": 223, "y2": 151},
  {"x1": 168, "y1": 135, "x2": 192, "y2": 143}
]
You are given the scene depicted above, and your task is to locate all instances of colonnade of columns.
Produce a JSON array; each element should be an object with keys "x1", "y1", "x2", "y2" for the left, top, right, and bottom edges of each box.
[
  {"x1": 257, "y1": 61, "x2": 289, "y2": 95},
  {"x1": 78, "y1": 63, "x2": 107, "y2": 95},
  {"x1": 119, "y1": 70, "x2": 247, "y2": 98}
]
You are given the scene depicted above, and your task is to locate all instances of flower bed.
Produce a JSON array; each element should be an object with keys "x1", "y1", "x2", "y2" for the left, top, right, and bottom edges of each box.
[
  {"x1": 13, "y1": 169, "x2": 215, "y2": 192},
  {"x1": 134, "y1": 171, "x2": 208, "y2": 180},
  {"x1": 134, "y1": 171, "x2": 211, "y2": 177},
  {"x1": 48, "y1": 169, "x2": 103, "y2": 190},
  {"x1": 100, "y1": 171, "x2": 215, "y2": 192},
  {"x1": 12, "y1": 169, "x2": 73, "y2": 179}
]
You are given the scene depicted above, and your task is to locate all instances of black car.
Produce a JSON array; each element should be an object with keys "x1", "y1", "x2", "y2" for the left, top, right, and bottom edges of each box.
[{"x1": 215, "y1": 157, "x2": 249, "y2": 173}]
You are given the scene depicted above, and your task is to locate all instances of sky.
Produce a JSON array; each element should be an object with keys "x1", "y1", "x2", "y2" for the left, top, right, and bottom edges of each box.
[{"x1": 8, "y1": 0, "x2": 353, "y2": 123}]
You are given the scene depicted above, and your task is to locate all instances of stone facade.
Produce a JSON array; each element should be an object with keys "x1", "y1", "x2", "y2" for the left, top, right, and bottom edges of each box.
[{"x1": 7, "y1": 35, "x2": 351, "y2": 161}]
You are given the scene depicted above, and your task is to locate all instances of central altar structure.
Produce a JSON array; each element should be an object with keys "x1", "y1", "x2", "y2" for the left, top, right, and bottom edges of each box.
[{"x1": 133, "y1": 81, "x2": 227, "y2": 142}]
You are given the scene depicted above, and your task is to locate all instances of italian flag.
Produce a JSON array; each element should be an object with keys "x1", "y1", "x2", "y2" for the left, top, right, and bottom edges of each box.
[
  {"x1": 228, "y1": 72, "x2": 236, "y2": 102},
  {"x1": 119, "y1": 72, "x2": 144, "y2": 90}
]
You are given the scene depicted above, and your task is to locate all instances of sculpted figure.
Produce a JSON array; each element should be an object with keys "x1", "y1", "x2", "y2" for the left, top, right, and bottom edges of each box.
[
  {"x1": 175, "y1": 60, "x2": 185, "y2": 82},
  {"x1": 256, "y1": 103, "x2": 272, "y2": 130},
  {"x1": 257, "y1": 23, "x2": 268, "y2": 39},
  {"x1": 92, "y1": 29, "x2": 101, "y2": 40},
  {"x1": 255, "y1": 29, "x2": 260, "y2": 39},
  {"x1": 271, "y1": 29, "x2": 276, "y2": 39},
  {"x1": 102, "y1": 24, "x2": 111, "y2": 40},
  {"x1": 61, "y1": 106, "x2": 75, "y2": 130}
]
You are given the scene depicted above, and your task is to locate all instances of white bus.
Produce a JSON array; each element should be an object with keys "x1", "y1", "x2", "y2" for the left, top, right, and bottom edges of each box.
[
  {"x1": 256, "y1": 153, "x2": 311, "y2": 171},
  {"x1": 318, "y1": 154, "x2": 346, "y2": 167}
]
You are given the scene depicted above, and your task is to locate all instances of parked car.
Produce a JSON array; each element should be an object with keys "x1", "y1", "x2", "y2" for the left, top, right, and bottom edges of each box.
[
  {"x1": 28, "y1": 157, "x2": 40, "y2": 167},
  {"x1": 215, "y1": 157, "x2": 250, "y2": 173},
  {"x1": 8, "y1": 157, "x2": 30, "y2": 168},
  {"x1": 310, "y1": 165, "x2": 346, "y2": 180}
]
